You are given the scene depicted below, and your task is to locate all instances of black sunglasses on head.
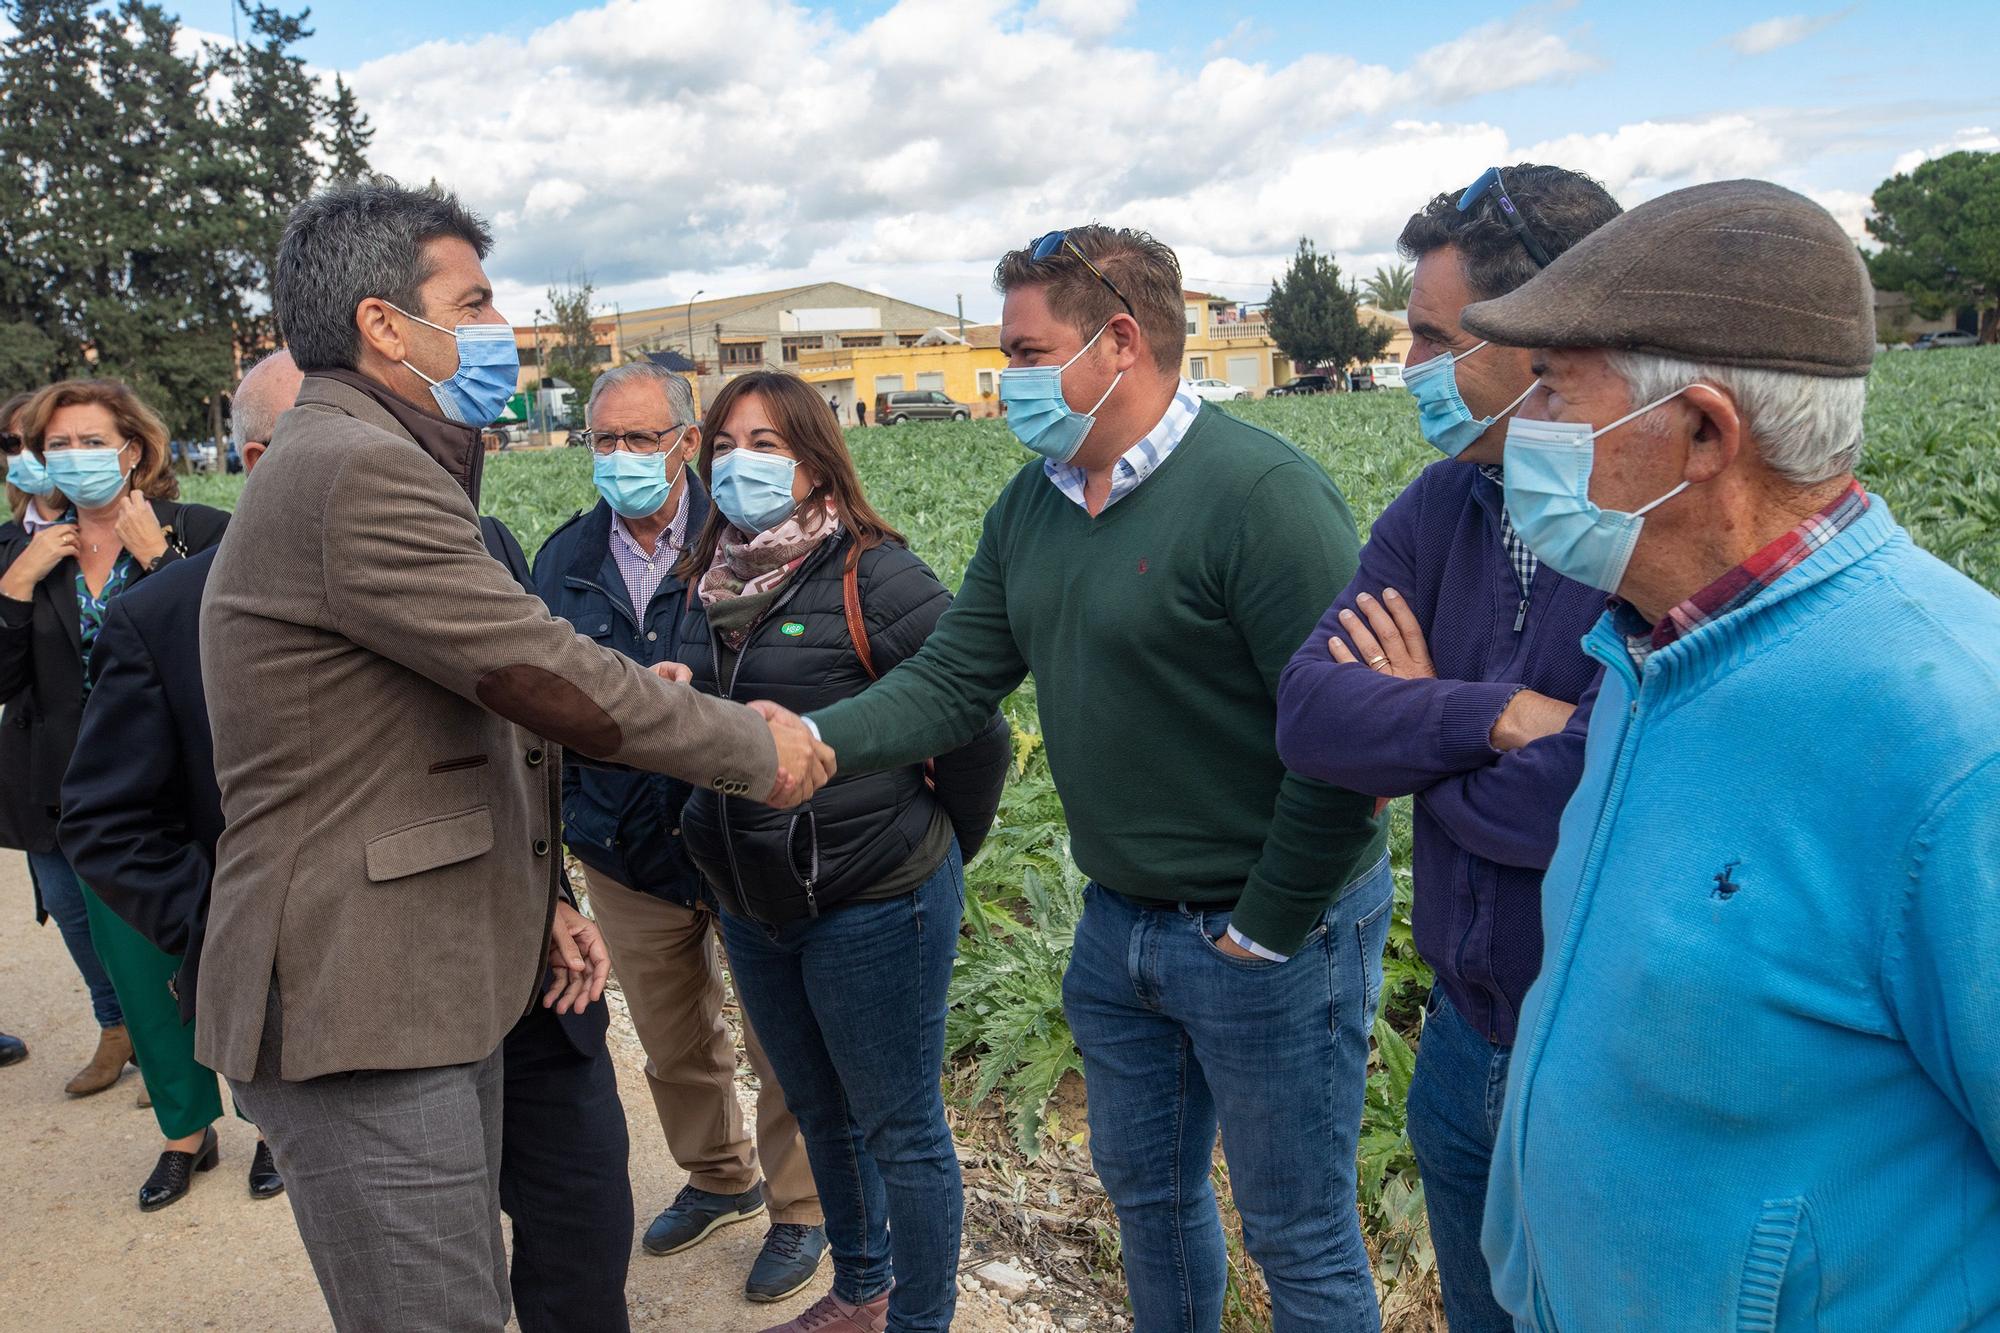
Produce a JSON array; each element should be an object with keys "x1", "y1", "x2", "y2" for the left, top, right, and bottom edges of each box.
[
  {"x1": 1458, "y1": 167, "x2": 1554, "y2": 269},
  {"x1": 1030, "y1": 230, "x2": 1136, "y2": 319}
]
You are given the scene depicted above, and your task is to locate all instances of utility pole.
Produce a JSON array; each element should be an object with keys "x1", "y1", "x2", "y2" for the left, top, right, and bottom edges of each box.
[
  {"x1": 684, "y1": 290, "x2": 705, "y2": 365},
  {"x1": 533, "y1": 308, "x2": 549, "y2": 442},
  {"x1": 956, "y1": 293, "x2": 965, "y2": 342}
]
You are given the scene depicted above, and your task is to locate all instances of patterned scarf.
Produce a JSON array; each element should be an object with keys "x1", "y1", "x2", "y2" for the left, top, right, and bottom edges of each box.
[{"x1": 698, "y1": 503, "x2": 842, "y2": 648}]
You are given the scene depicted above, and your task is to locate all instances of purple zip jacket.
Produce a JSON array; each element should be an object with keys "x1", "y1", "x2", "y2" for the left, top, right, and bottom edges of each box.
[{"x1": 1276, "y1": 460, "x2": 1603, "y2": 1044}]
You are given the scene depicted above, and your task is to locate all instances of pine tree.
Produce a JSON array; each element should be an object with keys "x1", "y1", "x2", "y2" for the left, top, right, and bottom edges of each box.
[
  {"x1": 322, "y1": 74, "x2": 375, "y2": 182},
  {"x1": 1266, "y1": 239, "x2": 1393, "y2": 375}
]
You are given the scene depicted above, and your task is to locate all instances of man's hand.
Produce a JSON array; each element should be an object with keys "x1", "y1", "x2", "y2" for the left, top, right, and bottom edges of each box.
[
  {"x1": 650, "y1": 661, "x2": 693, "y2": 685},
  {"x1": 748, "y1": 699, "x2": 836, "y2": 807},
  {"x1": 1329, "y1": 589, "x2": 1435, "y2": 679},
  {"x1": 0, "y1": 522, "x2": 79, "y2": 599},
  {"x1": 1490, "y1": 689, "x2": 1575, "y2": 752},
  {"x1": 113, "y1": 492, "x2": 169, "y2": 567},
  {"x1": 543, "y1": 900, "x2": 610, "y2": 1014},
  {"x1": 1213, "y1": 932, "x2": 1260, "y2": 960}
]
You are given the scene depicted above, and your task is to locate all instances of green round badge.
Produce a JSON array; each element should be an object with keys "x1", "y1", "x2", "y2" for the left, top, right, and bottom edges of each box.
[{"x1": 780, "y1": 622, "x2": 806, "y2": 637}]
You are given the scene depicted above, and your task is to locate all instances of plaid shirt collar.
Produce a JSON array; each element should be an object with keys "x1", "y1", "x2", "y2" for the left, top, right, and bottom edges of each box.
[
  {"x1": 1622, "y1": 480, "x2": 1870, "y2": 659},
  {"x1": 1044, "y1": 380, "x2": 1203, "y2": 511},
  {"x1": 1478, "y1": 464, "x2": 1539, "y2": 597},
  {"x1": 607, "y1": 482, "x2": 691, "y2": 615}
]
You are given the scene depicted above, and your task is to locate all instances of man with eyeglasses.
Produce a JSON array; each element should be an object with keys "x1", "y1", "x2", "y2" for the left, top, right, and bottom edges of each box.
[
  {"x1": 800, "y1": 225, "x2": 1388, "y2": 1331},
  {"x1": 530, "y1": 361, "x2": 829, "y2": 1308},
  {"x1": 1275, "y1": 163, "x2": 1620, "y2": 1332}
]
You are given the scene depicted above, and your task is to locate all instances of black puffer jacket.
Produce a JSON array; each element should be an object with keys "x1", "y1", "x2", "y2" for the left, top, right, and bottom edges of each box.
[{"x1": 677, "y1": 532, "x2": 1010, "y2": 925}]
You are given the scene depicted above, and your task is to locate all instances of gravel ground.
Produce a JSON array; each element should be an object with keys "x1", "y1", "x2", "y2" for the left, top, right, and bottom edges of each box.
[{"x1": 0, "y1": 851, "x2": 1032, "y2": 1331}]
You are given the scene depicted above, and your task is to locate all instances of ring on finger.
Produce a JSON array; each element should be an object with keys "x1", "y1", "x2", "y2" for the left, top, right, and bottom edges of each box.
[{"x1": 1366, "y1": 655, "x2": 1389, "y2": 669}]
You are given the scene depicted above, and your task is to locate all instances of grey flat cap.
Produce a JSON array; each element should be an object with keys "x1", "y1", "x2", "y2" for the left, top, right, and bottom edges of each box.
[{"x1": 1461, "y1": 179, "x2": 1875, "y2": 377}]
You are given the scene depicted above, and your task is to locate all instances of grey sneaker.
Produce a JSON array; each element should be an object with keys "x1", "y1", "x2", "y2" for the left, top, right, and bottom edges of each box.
[
  {"x1": 745, "y1": 1222, "x2": 830, "y2": 1303},
  {"x1": 641, "y1": 1182, "x2": 767, "y2": 1256},
  {"x1": 758, "y1": 1289, "x2": 890, "y2": 1333}
]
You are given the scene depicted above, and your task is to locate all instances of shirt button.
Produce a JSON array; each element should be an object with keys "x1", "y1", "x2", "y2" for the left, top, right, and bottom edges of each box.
[
  {"x1": 525, "y1": 747, "x2": 545, "y2": 766},
  {"x1": 647, "y1": 631, "x2": 658, "y2": 642},
  {"x1": 532, "y1": 838, "x2": 550, "y2": 857},
  {"x1": 671, "y1": 827, "x2": 681, "y2": 838}
]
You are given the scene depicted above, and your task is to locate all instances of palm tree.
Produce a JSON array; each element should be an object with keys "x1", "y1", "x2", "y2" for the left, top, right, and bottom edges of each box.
[{"x1": 1362, "y1": 263, "x2": 1413, "y2": 312}]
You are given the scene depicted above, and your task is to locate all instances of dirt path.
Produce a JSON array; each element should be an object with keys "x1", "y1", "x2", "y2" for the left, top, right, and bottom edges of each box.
[{"x1": 0, "y1": 853, "x2": 1021, "y2": 1332}]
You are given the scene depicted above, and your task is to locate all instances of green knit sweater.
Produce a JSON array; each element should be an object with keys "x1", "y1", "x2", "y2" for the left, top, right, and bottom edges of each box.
[{"x1": 811, "y1": 404, "x2": 1385, "y2": 954}]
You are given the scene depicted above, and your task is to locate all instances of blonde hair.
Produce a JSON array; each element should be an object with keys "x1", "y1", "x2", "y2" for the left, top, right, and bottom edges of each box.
[{"x1": 23, "y1": 378, "x2": 180, "y2": 502}]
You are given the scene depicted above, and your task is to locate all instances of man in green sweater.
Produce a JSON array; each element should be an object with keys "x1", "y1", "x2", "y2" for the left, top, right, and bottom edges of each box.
[{"x1": 803, "y1": 227, "x2": 1388, "y2": 1332}]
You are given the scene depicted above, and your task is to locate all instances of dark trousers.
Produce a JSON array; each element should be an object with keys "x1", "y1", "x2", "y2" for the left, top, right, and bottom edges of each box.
[{"x1": 501, "y1": 999, "x2": 635, "y2": 1333}]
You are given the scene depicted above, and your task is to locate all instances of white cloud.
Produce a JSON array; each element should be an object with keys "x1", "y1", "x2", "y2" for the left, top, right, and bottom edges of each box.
[
  {"x1": 1890, "y1": 125, "x2": 2000, "y2": 176},
  {"x1": 1723, "y1": 8, "x2": 1854, "y2": 56},
  {"x1": 323, "y1": 0, "x2": 1924, "y2": 324}
]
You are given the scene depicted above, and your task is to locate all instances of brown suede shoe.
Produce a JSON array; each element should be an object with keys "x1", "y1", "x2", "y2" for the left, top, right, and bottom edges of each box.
[
  {"x1": 65, "y1": 1025, "x2": 134, "y2": 1097},
  {"x1": 758, "y1": 1291, "x2": 890, "y2": 1333}
]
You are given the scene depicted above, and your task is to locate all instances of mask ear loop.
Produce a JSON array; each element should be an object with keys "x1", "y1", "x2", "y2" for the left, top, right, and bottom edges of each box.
[
  {"x1": 1482, "y1": 377, "x2": 1541, "y2": 428},
  {"x1": 1592, "y1": 384, "x2": 1696, "y2": 518}
]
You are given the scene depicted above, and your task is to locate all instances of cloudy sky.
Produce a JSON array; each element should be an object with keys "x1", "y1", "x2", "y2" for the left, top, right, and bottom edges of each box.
[{"x1": 161, "y1": 0, "x2": 2000, "y2": 323}]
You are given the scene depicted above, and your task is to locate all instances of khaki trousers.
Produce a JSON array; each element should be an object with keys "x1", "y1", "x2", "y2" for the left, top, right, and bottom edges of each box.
[{"x1": 583, "y1": 867, "x2": 820, "y2": 1224}]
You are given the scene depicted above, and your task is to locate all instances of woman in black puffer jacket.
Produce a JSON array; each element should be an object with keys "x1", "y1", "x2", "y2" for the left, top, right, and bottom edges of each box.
[{"x1": 668, "y1": 371, "x2": 1007, "y2": 1333}]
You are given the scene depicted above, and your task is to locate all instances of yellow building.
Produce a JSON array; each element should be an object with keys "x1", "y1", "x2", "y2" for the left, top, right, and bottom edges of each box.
[
  {"x1": 1179, "y1": 292, "x2": 1412, "y2": 392},
  {"x1": 793, "y1": 325, "x2": 1009, "y2": 420}
]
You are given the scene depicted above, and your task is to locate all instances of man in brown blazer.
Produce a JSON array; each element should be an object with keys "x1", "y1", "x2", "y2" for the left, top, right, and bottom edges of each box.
[{"x1": 196, "y1": 181, "x2": 834, "y2": 1332}]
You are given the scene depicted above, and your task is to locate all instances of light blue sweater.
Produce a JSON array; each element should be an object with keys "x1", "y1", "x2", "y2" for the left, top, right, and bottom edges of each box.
[{"x1": 1483, "y1": 498, "x2": 2000, "y2": 1332}]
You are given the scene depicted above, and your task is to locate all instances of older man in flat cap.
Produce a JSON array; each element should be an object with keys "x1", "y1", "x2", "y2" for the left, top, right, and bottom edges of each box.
[{"x1": 1464, "y1": 179, "x2": 2000, "y2": 1331}]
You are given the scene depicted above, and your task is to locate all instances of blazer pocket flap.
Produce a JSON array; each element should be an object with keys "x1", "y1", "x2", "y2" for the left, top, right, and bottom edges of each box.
[{"x1": 365, "y1": 806, "x2": 494, "y2": 883}]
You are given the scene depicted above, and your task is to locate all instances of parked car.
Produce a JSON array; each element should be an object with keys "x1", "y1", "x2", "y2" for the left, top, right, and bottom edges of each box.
[
  {"x1": 1187, "y1": 377, "x2": 1250, "y2": 402},
  {"x1": 1367, "y1": 361, "x2": 1406, "y2": 389},
  {"x1": 1271, "y1": 374, "x2": 1339, "y2": 397},
  {"x1": 1914, "y1": 330, "x2": 1978, "y2": 350},
  {"x1": 875, "y1": 389, "x2": 971, "y2": 424}
]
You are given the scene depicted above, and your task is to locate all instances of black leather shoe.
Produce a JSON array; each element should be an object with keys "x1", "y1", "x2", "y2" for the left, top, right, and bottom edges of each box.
[
  {"x1": 0, "y1": 1031, "x2": 26, "y2": 1067},
  {"x1": 248, "y1": 1139, "x2": 284, "y2": 1199},
  {"x1": 139, "y1": 1126, "x2": 219, "y2": 1212}
]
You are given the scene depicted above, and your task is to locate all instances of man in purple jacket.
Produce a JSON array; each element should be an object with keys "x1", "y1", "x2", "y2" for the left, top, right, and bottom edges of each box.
[{"x1": 1275, "y1": 163, "x2": 1620, "y2": 1332}]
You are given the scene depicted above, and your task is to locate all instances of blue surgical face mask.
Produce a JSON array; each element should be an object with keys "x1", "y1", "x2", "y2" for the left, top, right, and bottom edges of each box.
[
  {"x1": 1501, "y1": 386, "x2": 1693, "y2": 593},
  {"x1": 6, "y1": 448, "x2": 54, "y2": 496},
  {"x1": 44, "y1": 447, "x2": 132, "y2": 510},
  {"x1": 389, "y1": 304, "x2": 520, "y2": 426},
  {"x1": 711, "y1": 449, "x2": 802, "y2": 534},
  {"x1": 1403, "y1": 341, "x2": 1539, "y2": 458},
  {"x1": 592, "y1": 434, "x2": 688, "y2": 520},
  {"x1": 998, "y1": 322, "x2": 1123, "y2": 466}
]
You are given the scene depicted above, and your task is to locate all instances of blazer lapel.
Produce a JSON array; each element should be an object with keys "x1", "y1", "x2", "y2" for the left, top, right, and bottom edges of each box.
[{"x1": 47, "y1": 557, "x2": 81, "y2": 654}]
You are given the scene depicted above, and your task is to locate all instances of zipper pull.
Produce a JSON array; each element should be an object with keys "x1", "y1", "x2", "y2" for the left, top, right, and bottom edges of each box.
[{"x1": 1513, "y1": 597, "x2": 1529, "y2": 633}]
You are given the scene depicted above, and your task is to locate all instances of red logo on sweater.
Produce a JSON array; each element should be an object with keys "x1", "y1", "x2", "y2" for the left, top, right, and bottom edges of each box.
[{"x1": 1137, "y1": 558, "x2": 1149, "y2": 574}]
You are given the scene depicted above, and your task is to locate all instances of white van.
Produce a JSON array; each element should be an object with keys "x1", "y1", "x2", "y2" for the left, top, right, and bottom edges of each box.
[{"x1": 1367, "y1": 362, "x2": 1406, "y2": 389}]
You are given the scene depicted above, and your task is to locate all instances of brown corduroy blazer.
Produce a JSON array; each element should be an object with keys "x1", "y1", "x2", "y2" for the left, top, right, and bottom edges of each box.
[{"x1": 194, "y1": 375, "x2": 776, "y2": 1082}]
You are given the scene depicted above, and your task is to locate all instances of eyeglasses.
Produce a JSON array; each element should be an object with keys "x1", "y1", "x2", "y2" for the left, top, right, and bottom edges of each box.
[
  {"x1": 1457, "y1": 167, "x2": 1553, "y2": 270},
  {"x1": 581, "y1": 426, "x2": 690, "y2": 455},
  {"x1": 1030, "y1": 230, "x2": 1136, "y2": 319}
]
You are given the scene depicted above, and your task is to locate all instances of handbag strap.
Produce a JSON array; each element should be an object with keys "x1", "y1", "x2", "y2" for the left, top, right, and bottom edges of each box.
[{"x1": 842, "y1": 544, "x2": 877, "y2": 680}]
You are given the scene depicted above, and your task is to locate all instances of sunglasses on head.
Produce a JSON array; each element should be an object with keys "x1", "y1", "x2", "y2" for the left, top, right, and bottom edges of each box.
[
  {"x1": 0, "y1": 431, "x2": 20, "y2": 455},
  {"x1": 1458, "y1": 167, "x2": 1554, "y2": 270},
  {"x1": 1030, "y1": 230, "x2": 1136, "y2": 319}
]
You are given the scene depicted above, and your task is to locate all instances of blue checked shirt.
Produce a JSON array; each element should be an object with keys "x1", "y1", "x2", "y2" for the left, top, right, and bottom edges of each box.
[
  {"x1": 1043, "y1": 379, "x2": 1203, "y2": 512},
  {"x1": 1479, "y1": 464, "x2": 1539, "y2": 598},
  {"x1": 607, "y1": 483, "x2": 691, "y2": 617}
]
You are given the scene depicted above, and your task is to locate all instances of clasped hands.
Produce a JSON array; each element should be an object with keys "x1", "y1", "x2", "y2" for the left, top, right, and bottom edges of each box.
[
  {"x1": 649, "y1": 662, "x2": 837, "y2": 806},
  {"x1": 1327, "y1": 588, "x2": 1574, "y2": 752}
]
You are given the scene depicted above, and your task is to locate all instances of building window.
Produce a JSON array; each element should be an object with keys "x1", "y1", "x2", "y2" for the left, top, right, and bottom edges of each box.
[
  {"x1": 591, "y1": 344, "x2": 613, "y2": 365},
  {"x1": 915, "y1": 372, "x2": 945, "y2": 391},
  {"x1": 873, "y1": 374, "x2": 904, "y2": 395},
  {"x1": 1188, "y1": 356, "x2": 1207, "y2": 379},
  {"x1": 976, "y1": 369, "x2": 997, "y2": 396},
  {"x1": 1185, "y1": 305, "x2": 1200, "y2": 336},
  {"x1": 721, "y1": 342, "x2": 763, "y2": 368},
  {"x1": 781, "y1": 335, "x2": 819, "y2": 364},
  {"x1": 897, "y1": 333, "x2": 924, "y2": 347},
  {"x1": 842, "y1": 335, "x2": 883, "y2": 349}
]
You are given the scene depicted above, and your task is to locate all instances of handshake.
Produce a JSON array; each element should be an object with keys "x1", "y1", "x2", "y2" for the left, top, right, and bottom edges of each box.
[{"x1": 650, "y1": 662, "x2": 836, "y2": 807}]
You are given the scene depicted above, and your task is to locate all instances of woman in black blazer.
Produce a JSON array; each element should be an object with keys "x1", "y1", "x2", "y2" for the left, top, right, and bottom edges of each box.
[{"x1": 0, "y1": 379, "x2": 228, "y2": 1099}]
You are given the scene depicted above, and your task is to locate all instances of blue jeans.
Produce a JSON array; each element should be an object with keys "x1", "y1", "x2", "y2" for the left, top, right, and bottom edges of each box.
[
  {"x1": 1062, "y1": 856, "x2": 1393, "y2": 1333},
  {"x1": 26, "y1": 848, "x2": 122, "y2": 1028},
  {"x1": 1404, "y1": 986, "x2": 1513, "y2": 1333},
  {"x1": 718, "y1": 845, "x2": 964, "y2": 1333}
]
